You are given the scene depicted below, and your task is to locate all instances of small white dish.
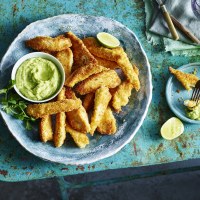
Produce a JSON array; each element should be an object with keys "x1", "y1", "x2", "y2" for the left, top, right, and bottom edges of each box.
[{"x1": 11, "y1": 52, "x2": 65, "y2": 103}]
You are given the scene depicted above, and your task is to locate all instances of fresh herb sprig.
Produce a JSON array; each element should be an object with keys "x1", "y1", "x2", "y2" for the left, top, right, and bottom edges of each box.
[{"x1": 0, "y1": 80, "x2": 35, "y2": 130}]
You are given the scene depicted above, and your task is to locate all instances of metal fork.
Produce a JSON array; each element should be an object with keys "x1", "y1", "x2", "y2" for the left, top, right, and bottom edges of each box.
[{"x1": 191, "y1": 80, "x2": 200, "y2": 103}]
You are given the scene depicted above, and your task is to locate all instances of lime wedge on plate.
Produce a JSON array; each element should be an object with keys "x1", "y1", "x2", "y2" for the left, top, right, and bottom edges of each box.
[
  {"x1": 97, "y1": 32, "x2": 120, "y2": 48},
  {"x1": 160, "y1": 117, "x2": 184, "y2": 140}
]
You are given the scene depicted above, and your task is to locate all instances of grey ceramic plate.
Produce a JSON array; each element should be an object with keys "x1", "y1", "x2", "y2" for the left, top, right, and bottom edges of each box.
[{"x1": 0, "y1": 14, "x2": 152, "y2": 165}]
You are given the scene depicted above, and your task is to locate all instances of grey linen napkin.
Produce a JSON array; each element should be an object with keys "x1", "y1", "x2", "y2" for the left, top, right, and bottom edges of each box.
[{"x1": 149, "y1": 0, "x2": 200, "y2": 44}]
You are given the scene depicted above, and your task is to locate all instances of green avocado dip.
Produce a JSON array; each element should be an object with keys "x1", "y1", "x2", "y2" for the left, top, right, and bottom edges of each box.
[
  {"x1": 186, "y1": 103, "x2": 200, "y2": 120},
  {"x1": 16, "y1": 57, "x2": 61, "y2": 101}
]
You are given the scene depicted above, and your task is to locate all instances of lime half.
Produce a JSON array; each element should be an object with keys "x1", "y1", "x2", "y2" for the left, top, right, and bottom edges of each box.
[
  {"x1": 160, "y1": 117, "x2": 184, "y2": 140},
  {"x1": 97, "y1": 32, "x2": 120, "y2": 48}
]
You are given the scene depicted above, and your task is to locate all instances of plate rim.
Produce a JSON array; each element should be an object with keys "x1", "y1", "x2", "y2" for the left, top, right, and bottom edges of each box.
[
  {"x1": 0, "y1": 14, "x2": 153, "y2": 165},
  {"x1": 166, "y1": 62, "x2": 200, "y2": 124}
]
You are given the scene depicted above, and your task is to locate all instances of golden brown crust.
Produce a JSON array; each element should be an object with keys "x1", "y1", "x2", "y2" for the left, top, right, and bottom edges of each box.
[
  {"x1": 55, "y1": 48, "x2": 73, "y2": 79},
  {"x1": 54, "y1": 88, "x2": 67, "y2": 147},
  {"x1": 65, "y1": 122, "x2": 89, "y2": 148},
  {"x1": 82, "y1": 37, "x2": 123, "y2": 61},
  {"x1": 26, "y1": 35, "x2": 72, "y2": 51},
  {"x1": 169, "y1": 67, "x2": 199, "y2": 90},
  {"x1": 83, "y1": 93, "x2": 95, "y2": 112},
  {"x1": 97, "y1": 107, "x2": 117, "y2": 135},
  {"x1": 65, "y1": 87, "x2": 90, "y2": 133},
  {"x1": 65, "y1": 63, "x2": 108, "y2": 87},
  {"x1": 39, "y1": 115, "x2": 53, "y2": 143},
  {"x1": 26, "y1": 99, "x2": 81, "y2": 119},
  {"x1": 90, "y1": 86, "x2": 112, "y2": 135},
  {"x1": 75, "y1": 70, "x2": 121, "y2": 95},
  {"x1": 93, "y1": 56, "x2": 119, "y2": 69},
  {"x1": 66, "y1": 32, "x2": 97, "y2": 69},
  {"x1": 83, "y1": 37, "x2": 140, "y2": 91},
  {"x1": 112, "y1": 81, "x2": 133, "y2": 113}
]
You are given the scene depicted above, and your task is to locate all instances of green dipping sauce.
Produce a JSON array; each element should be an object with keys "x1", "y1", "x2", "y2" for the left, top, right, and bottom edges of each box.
[
  {"x1": 187, "y1": 103, "x2": 200, "y2": 120},
  {"x1": 16, "y1": 57, "x2": 61, "y2": 101}
]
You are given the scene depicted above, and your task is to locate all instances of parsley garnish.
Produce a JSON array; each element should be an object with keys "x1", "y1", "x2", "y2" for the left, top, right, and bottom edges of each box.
[{"x1": 0, "y1": 80, "x2": 35, "y2": 130}]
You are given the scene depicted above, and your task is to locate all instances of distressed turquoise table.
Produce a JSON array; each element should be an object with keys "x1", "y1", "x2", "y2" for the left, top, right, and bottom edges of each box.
[{"x1": 0, "y1": 0, "x2": 200, "y2": 182}]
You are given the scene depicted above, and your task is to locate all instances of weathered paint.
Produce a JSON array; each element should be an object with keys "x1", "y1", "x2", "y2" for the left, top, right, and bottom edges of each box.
[{"x1": 0, "y1": 0, "x2": 199, "y2": 182}]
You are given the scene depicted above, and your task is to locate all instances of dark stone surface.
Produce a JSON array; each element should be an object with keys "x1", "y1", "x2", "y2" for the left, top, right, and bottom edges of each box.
[{"x1": 0, "y1": 160, "x2": 200, "y2": 200}]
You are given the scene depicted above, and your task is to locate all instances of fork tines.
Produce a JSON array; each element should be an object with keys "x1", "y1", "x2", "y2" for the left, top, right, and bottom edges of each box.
[{"x1": 191, "y1": 80, "x2": 200, "y2": 104}]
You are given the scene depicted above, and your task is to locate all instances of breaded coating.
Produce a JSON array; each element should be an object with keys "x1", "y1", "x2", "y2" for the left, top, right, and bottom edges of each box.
[
  {"x1": 97, "y1": 107, "x2": 117, "y2": 135},
  {"x1": 39, "y1": 115, "x2": 53, "y2": 143},
  {"x1": 66, "y1": 32, "x2": 97, "y2": 69},
  {"x1": 65, "y1": 87, "x2": 90, "y2": 133},
  {"x1": 169, "y1": 67, "x2": 199, "y2": 90},
  {"x1": 75, "y1": 70, "x2": 121, "y2": 95},
  {"x1": 94, "y1": 56, "x2": 119, "y2": 69},
  {"x1": 65, "y1": 122, "x2": 89, "y2": 148},
  {"x1": 83, "y1": 37, "x2": 140, "y2": 91},
  {"x1": 54, "y1": 88, "x2": 67, "y2": 147},
  {"x1": 55, "y1": 48, "x2": 73, "y2": 80},
  {"x1": 65, "y1": 63, "x2": 108, "y2": 87},
  {"x1": 26, "y1": 35, "x2": 72, "y2": 51},
  {"x1": 112, "y1": 80, "x2": 133, "y2": 113},
  {"x1": 117, "y1": 52, "x2": 140, "y2": 91},
  {"x1": 82, "y1": 37, "x2": 123, "y2": 61},
  {"x1": 26, "y1": 99, "x2": 81, "y2": 119},
  {"x1": 83, "y1": 93, "x2": 95, "y2": 112},
  {"x1": 90, "y1": 86, "x2": 112, "y2": 135}
]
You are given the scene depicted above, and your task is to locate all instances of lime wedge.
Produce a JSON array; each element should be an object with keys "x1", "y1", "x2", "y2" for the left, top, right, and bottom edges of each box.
[
  {"x1": 160, "y1": 117, "x2": 184, "y2": 140},
  {"x1": 97, "y1": 32, "x2": 120, "y2": 48}
]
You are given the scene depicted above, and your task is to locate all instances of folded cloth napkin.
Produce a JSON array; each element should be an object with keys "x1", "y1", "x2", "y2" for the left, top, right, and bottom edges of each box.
[{"x1": 144, "y1": 0, "x2": 200, "y2": 56}]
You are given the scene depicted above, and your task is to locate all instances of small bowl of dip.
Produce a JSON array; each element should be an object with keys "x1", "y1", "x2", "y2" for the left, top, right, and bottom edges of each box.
[{"x1": 11, "y1": 52, "x2": 65, "y2": 103}]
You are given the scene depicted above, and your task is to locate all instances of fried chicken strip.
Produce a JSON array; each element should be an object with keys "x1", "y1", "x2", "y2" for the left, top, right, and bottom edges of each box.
[
  {"x1": 26, "y1": 99, "x2": 81, "y2": 119},
  {"x1": 26, "y1": 35, "x2": 72, "y2": 51},
  {"x1": 83, "y1": 37, "x2": 140, "y2": 91},
  {"x1": 65, "y1": 64, "x2": 108, "y2": 87},
  {"x1": 65, "y1": 87, "x2": 90, "y2": 133},
  {"x1": 65, "y1": 122, "x2": 89, "y2": 148},
  {"x1": 83, "y1": 93, "x2": 95, "y2": 112},
  {"x1": 169, "y1": 67, "x2": 198, "y2": 90},
  {"x1": 75, "y1": 70, "x2": 121, "y2": 95},
  {"x1": 94, "y1": 56, "x2": 119, "y2": 70},
  {"x1": 90, "y1": 86, "x2": 112, "y2": 135},
  {"x1": 97, "y1": 107, "x2": 117, "y2": 135},
  {"x1": 55, "y1": 48, "x2": 73, "y2": 80},
  {"x1": 39, "y1": 115, "x2": 53, "y2": 143},
  {"x1": 112, "y1": 80, "x2": 133, "y2": 113},
  {"x1": 66, "y1": 32, "x2": 97, "y2": 69},
  {"x1": 54, "y1": 88, "x2": 67, "y2": 147}
]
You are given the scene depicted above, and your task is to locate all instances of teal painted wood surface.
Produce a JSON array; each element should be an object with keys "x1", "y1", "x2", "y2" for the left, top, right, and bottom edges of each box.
[{"x1": 0, "y1": 0, "x2": 199, "y2": 181}]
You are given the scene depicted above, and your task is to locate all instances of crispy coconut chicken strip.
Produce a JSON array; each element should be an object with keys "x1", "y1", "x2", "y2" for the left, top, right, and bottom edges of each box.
[
  {"x1": 90, "y1": 86, "x2": 112, "y2": 135},
  {"x1": 169, "y1": 67, "x2": 199, "y2": 90},
  {"x1": 54, "y1": 88, "x2": 67, "y2": 147},
  {"x1": 66, "y1": 32, "x2": 97, "y2": 69},
  {"x1": 55, "y1": 48, "x2": 73, "y2": 80},
  {"x1": 26, "y1": 35, "x2": 72, "y2": 51},
  {"x1": 97, "y1": 106, "x2": 117, "y2": 135},
  {"x1": 75, "y1": 70, "x2": 121, "y2": 95},
  {"x1": 83, "y1": 37, "x2": 140, "y2": 91},
  {"x1": 65, "y1": 122, "x2": 89, "y2": 148},
  {"x1": 65, "y1": 63, "x2": 108, "y2": 87},
  {"x1": 65, "y1": 87, "x2": 90, "y2": 133},
  {"x1": 93, "y1": 56, "x2": 119, "y2": 70},
  {"x1": 83, "y1": 93, "x2": 95, "y2": 112},
  {"x1": 39, "y1": 115, "x2": 53, "y2": 143},
  {"x1": 26, "y1": 99, "x2": 81, "y2": 119},
  {"x1": 112, "y1": 80, "x2": 133, "y2": 113}
]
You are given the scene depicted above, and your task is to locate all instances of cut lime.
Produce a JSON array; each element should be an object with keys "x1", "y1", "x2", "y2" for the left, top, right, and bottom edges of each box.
[
  {"x1": 160, "y1": 117, "x2": 184, "y2": 140},
  {"x1": 97, "y1": 32, "x2": 120, "y2": 48}
]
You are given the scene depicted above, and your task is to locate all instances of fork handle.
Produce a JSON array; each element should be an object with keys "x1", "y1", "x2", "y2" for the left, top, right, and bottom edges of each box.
[{"x1": 161, "y1": 5, "x2": 179, "y2": 40}]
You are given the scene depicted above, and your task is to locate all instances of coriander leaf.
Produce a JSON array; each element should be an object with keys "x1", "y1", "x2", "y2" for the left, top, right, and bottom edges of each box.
[{"x1": 0, "y1": 89, "x2": 7, "y2": 94}]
